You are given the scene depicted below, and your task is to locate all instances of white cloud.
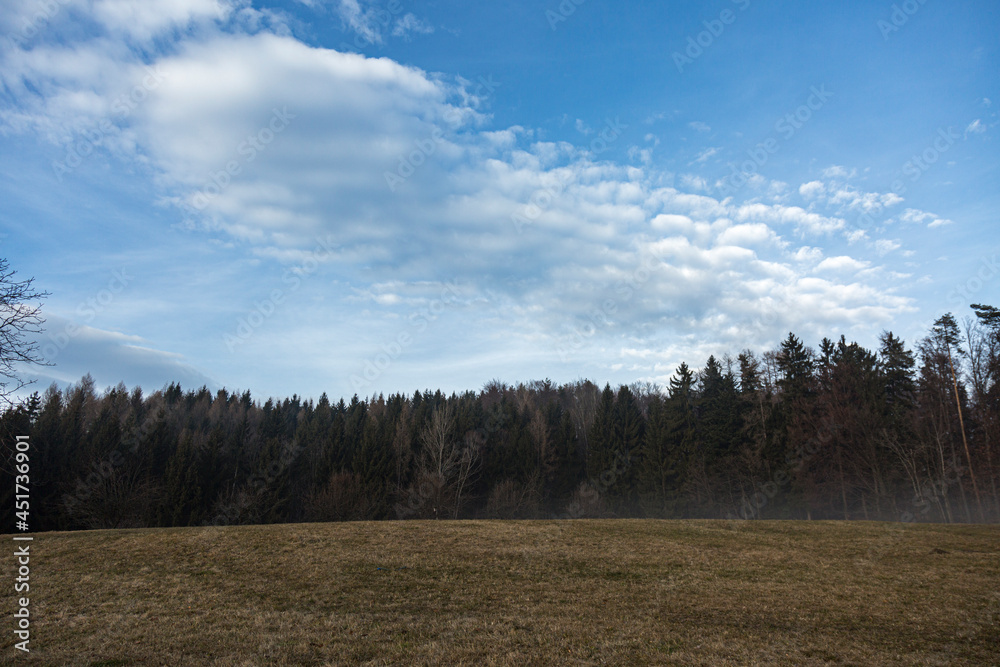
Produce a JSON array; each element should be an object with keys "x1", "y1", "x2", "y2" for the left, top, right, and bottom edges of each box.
[
  {"x1": 91, "y1": 0, "x2": 234, "y2": 41},
  {"x1": 816, "y1": 256, "x2": 870, "y2": 273},
  {"x1": 679, "y1": 174, "x2": 708, "y2": 191},
  {"x1": 336, "y1": 0, "x2": 384, "y2": 44},
  {"x1": 693, "y1": 146, "x2": 720, "y2": 163},
  {"x1": 793, "y1": 247, "x2": 823, "y2": 263},
  {"x1": 799, "y1": 180, "x2": 825, "y2": 199},
  {"x1": 25, "y1": 316, "x2": 216, "y2": 391},
  {"x1": 688, "y1": 121, "x2": 711, "y2": 133},
  {"x1": 0, "y1": 10, "x2": 918, "y2": 391},
  {"x1": 392, "y1": 13, "x2": 434, "y2": 38},
  {"x1": 900, "y1": 208, "x2": 953, "y2": 228},
  {"x1": 734, "y1": 204, "x2": 845, "y2": 235},
  {"x1": 627, "y1": 146, "x2": 653, "y2": 165},
  {"x1": 716, "y1": 223, "x2": 782, "y2": 248},
  {"x1": 827, "y1": 187, "x2": 904, "y2": 213},
  {"x1": 900, "y1": 209, "x2": 932, "y2": 224},
  {"x1": 821, "y1": 165, "x2": 855, "y2": 179},
  {"x1": 965, "y1": 119, "x2": 985, "y2": 137},
  {"x1": 845, "y1": 229, "x2": 868, "y2": 244},
  {"x1": 644, "y1": 111, "x2": 671, "y2": 124},
  {"x1": 874, "y1": 239, "x2": 901, "y2": 256},
  {"x1": 651, "y1": 214, "x2": 695, "y2": 234}
]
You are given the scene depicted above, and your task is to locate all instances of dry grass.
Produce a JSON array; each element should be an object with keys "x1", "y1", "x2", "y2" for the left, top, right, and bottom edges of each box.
[{"x1": 2, "y1": 520, "x2": 998, "y2": 665}]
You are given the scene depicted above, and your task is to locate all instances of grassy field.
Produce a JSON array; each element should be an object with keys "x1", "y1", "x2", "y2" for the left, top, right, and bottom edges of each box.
[{"x1": 2, "y1": 520, "x2": 998, "y2": 666}]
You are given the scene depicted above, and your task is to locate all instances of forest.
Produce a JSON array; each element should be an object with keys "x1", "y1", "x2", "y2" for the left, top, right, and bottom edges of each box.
[{"x1": 2, "y1": 307, "x2": 999, "y2": 531}]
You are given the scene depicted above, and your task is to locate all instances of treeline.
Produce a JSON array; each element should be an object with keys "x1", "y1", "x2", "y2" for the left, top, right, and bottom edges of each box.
[{"x1": 2, "y1": 306, "x2": 999, "y2": 530}]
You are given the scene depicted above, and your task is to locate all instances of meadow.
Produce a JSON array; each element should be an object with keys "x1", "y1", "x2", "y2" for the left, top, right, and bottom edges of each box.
[{"x1": 3, "y1": 520, "x2": 998, "y2": 665}]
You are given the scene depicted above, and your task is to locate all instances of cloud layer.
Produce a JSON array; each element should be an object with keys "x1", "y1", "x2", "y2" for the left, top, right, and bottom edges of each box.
[{"x1": 3, "y1": 0, "x2": 960, "y2": 395}]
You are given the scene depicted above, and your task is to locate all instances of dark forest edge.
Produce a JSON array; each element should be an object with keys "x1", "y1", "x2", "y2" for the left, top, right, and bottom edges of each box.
[{"x1": 3, "y1": 306, "x2": 1000, "y2": 531}]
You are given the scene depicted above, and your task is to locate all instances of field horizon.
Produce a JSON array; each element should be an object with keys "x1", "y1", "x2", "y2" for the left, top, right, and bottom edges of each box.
[{"x1": 3, "y1": 518, "x2": 998, "y2": 665}]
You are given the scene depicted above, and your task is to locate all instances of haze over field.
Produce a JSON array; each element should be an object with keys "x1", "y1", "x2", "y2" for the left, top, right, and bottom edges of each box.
[{"x1": 1, "y1": 0, "x2": 997, "y2": 399}]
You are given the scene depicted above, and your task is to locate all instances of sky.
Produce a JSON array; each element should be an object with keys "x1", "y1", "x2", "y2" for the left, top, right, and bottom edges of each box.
[{"x1": 1, "y1": 0, "x2": 997, "y2": 402}]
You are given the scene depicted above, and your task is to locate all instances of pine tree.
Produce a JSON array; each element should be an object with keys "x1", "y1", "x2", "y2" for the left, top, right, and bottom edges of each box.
[
  {"x1": 879, "y1": 331, "x2": 916, "y2": 418},
  {"x1": 777, "y1": 333, "x2": 815, "y2": 399},
  {"x1": 586, "y1": 384, "x2": 617, "y2": 480},
  {"x1": 638, "y1": 395, "x2": 678, "y2": 517},
  {"x1": 610, "y1": 384, "x2": 644, "y2": 509}
]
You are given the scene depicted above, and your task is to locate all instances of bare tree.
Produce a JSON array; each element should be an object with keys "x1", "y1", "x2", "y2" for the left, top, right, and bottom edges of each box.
[
  {"x1": 0, "y1": 258, "x2": 50, "y2": 406},
  {"x1": 932, "y1": 314, "x2": 984, "y2": 521},
  {"x1": 484, "y1": 474, "x2": 541, "y2": 519},
  {"x1": 410, "y1": 405, "x2": 482, "y2": 518}
]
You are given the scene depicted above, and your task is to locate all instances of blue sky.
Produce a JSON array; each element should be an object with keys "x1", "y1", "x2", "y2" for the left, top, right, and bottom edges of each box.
[{"x1": 1, "y1": 0, "x2": 997, "y2": 401}]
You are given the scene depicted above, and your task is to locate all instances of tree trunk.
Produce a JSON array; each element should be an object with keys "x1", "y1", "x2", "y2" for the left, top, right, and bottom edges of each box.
[{"x1": 949, "y1": 348, "x2": 984, "y2": 521}]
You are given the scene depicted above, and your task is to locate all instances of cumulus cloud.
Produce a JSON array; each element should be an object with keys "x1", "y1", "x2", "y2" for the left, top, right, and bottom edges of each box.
[
  {"x1": 827, "y1": 187, "x2": 904, "y2": 213},
  {"x1": 900, "y1": 208, "x2": 953, "y2": 228},
  {"x1": 733, "y1": 204, "x2": 845, "y2": 236},
  {"x1": 821, "y1": 165, "x2": 856, "y2": 179},
  {"x1": 874, "y1": 239, "x2": 901, "y2": 256},
  {"x1": 679, "y1": 174, "x2": 709, "y2": 191},
  {"x1": 799, "y1": 180, "x2": 825, "y2": 199},
  {"x1": 716, "y1": 223, "x2": 782, "y2": 248},
  {"x1": 816, "y1": 256, "x2": 870, "y2": 273},
  {"x1": 0, "y1": 2, "x2": 918, "y2": 388}
]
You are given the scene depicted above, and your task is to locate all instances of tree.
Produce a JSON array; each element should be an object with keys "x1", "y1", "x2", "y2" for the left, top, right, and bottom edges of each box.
[
  {"x1": 0, "y1": 258, "x2": 50, "y2": 406},
  {"x1": 405, "y1": 404, "x2": 481, "y2": 519},
  {"x1": 968, "y1": 306, "x2": 1000, "y2": 519},
  {"x1": 586, "y1": 384, "x2": 617, "y2": 480},
  {"x1": 932, "y1": 313, "x2": 984, "y2": 520},
  {"x1": 777, "y1": 333, "x2": 815, "y2": 399},
  {"x1": 879, "y1": 331, "x2": 916, "y2": 416}
]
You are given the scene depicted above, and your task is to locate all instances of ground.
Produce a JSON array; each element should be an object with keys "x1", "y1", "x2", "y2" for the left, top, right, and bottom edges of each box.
[{"x1": 2, "y1": 519, "x2": 998, "y2": 665}]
